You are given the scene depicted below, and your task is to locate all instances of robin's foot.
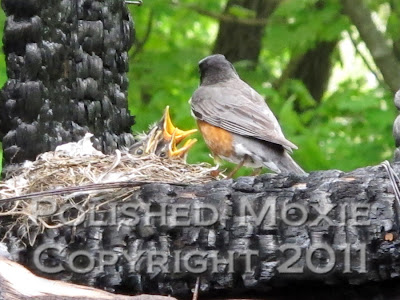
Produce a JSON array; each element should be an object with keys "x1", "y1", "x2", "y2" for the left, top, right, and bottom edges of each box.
[{"x1": 226, "y1": 157, "x2": 246, "y2": 179}]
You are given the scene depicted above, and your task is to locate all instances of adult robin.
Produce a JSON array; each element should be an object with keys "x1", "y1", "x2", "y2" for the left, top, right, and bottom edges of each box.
[
  {"x1": 190, "y1": 54, "x2": 305, "y2": 177},
  {"x1": 129, "y1": 106, "x2": 197, "y2": 159}
]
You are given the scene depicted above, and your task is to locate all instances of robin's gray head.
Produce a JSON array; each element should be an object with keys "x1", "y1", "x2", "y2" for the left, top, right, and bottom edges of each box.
[{"x1": 198, "y1": 54, "x2": 239, "y2": 85}]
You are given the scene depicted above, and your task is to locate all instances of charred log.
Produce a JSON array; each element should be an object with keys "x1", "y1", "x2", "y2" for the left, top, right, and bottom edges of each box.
[
  {"x1": 0, "y1": 0, "x2": 136, "y2": 166},
  {"x1": 1, "y1": 163, "x2": 400, "y2": 298}
]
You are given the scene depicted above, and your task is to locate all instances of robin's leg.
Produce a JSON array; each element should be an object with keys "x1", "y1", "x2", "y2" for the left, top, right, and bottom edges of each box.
[
  {"x1": 227, "y1": 155, "x2": 248, "y2": 179},
  {"x1": 251, "y1": 167, "x2": 262, "y2": 176}
]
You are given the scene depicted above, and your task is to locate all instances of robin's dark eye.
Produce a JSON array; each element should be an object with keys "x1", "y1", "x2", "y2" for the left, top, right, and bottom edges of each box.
[
  {"x1": 136, "y1": 148, "x2": 143, "y2": 155},
  {"x1": 159, "y1": 151, "x2": 166, "y2": 158}
]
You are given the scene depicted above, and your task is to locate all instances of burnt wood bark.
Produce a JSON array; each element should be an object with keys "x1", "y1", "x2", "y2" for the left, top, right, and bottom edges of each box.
[
  {"x1": 0, "y1": 0, "x2": 136, "y2": 166},
  {"x1": 1, "y1": 163, "x2": 400, "y2": 298}
]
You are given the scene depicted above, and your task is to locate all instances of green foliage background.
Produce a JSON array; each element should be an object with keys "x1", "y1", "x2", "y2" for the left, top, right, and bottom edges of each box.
[
  {"x1": 127, "y1": 0, "x2": 396, "y2": 175},
  {"x1": 0, "y1": 0, "x2": 397, "y2": 176}
]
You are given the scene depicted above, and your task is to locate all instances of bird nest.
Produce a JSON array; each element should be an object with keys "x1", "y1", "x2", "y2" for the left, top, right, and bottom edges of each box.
[{"x1": 0, "y1": 134, "x2": 222, "y2": 245}]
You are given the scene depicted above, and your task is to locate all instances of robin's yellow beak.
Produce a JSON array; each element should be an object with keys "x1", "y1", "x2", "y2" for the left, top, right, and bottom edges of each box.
[
  {"x1": 163, "y1": 106, "x2": 197, "y2": 144},
  {"x1": 168, "y1": 129, "x2": 197, "y2": 159}
]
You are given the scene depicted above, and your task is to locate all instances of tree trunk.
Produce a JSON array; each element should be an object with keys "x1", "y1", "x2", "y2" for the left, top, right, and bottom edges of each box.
[
  {"x1": 341, "y1": 0, "x2": 400, "y2": 94},
  {"x1": 213, "y1": 0, "x2": 279, "y2": 63},
  {"x1": 0, "y1": 0, "x2": 136, "y2": 166},
  {"x1": 278, "y1": 41, "x2": 337, "y2": 103},
  {"x1": 1, "y1": 162, "x2": 400, "y2": 298},
  {"x1": 275, "y1": 0, "x2": 339, "y2": 103},
  {"x1": 291, "y1": 41, "x2": 337, "y2": 103}
]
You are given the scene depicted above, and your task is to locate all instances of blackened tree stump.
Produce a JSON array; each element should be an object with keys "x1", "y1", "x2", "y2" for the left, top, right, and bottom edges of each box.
[{"x1": 0, "y1": 0, "x2": 135, "y2": 165}]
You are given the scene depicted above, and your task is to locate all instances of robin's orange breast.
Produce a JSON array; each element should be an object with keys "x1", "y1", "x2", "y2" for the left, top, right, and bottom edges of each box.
[{"x1": 197, "y1": 120, "x2": 234, "y2": 158}]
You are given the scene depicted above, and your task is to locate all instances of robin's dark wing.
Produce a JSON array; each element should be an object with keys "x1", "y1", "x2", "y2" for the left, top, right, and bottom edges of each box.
[{"x1": 191, "y1": 82, "x2": 298, "y2": 151}]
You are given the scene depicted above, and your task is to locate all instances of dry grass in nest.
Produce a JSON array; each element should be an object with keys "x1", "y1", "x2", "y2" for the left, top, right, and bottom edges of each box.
[{"x1": 0, "y1": 142, "x2": 223, "y2": 245}]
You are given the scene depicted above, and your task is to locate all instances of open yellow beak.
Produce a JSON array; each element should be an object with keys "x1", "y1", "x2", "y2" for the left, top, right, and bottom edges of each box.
[
  {"x1": 168, "y1": 129, "x2": 197, "y2": 159},
  {"x1": 131, "y1": 106, "x2": 198, "y2": 158},
  {"x1": 163, "y1": 106, "x2": 197, "y2": 144}
]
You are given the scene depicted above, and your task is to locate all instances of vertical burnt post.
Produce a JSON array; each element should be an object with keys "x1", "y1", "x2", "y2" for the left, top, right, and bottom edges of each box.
[
  {"x1": 0, "y1": 0, "x2": 136, "y2": 166},
  {"x1": 394, "y1": 90, "x2": 400, "y2": 161}
]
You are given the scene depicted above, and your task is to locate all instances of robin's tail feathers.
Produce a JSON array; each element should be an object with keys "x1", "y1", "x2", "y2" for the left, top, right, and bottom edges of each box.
[{"x1": 265, "y1": 152, "x2": 306, "y2": 175}]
